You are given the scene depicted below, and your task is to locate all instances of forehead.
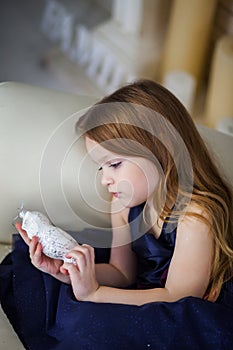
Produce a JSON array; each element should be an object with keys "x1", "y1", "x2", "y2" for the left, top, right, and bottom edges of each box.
[
  {"x1": 85, "y1": 137, "x2": 118, "y2": 163},
  {"x1": 85, "y1": 137, "x2": 157, "y2": 172}
]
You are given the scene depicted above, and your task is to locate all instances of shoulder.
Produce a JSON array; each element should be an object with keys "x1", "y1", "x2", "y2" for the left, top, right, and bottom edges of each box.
[
  {"x1": 177, "y1": 203, "x2": 211, "y2": 231},
  {"x1": 176, "y1": 203, "x2": 213, "y2": 249}
]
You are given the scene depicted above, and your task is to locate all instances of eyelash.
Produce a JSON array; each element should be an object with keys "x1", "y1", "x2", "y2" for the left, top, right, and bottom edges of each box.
[
  {"x1": 110, "y1": 161, "x2": 122, "y2": 169},
  {"x1": 98, "y1": 161, "x2": 122, "y2": 171}
]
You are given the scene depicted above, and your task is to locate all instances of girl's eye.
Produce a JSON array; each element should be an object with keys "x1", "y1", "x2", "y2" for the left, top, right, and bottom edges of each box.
[
  {"x1": 98, "y1": 161, "x2": 122, "y2": 171},
  {"x1": 110, "y1": 161, "x2": 122, "y2": 169}
]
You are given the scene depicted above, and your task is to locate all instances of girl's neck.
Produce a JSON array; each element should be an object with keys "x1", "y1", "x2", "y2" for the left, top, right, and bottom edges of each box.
[
  {"x1": 140, "y1": 200, "x2": 162, "y2": 239},
  {"x1": 145, "y1": 198, "x2": 175, "y2": 238},
  {"x1": 148, "y1": 206, "x2": 164, "y2": 239}
]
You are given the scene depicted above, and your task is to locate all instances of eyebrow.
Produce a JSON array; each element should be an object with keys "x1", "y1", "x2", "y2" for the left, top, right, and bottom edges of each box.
[
  {"x1": 98, "y1": 155, "x2": 109, "y2": 163},
  {"x1": 91, "y1": 154, "x2": 109, "y2": 166},
  {"x1": 98, "y1": 156, "x2": 123, "y2": 167}
]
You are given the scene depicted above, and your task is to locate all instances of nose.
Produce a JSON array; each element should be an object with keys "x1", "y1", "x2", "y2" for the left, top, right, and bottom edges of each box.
[{"x1": 101, "y1": 169, "x2": 114, "y2": 187}]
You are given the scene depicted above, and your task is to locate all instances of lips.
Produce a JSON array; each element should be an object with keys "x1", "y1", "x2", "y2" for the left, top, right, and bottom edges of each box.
[{"x1": 111, "y1": 192, "x2": 119, "y2": 198}]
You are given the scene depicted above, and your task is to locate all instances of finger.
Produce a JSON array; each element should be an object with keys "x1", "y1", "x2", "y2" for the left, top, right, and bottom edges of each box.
[
  {"x1": 68, "y1": 245, "x2": 94, "y2": 266},
  {"x1": 79, "y1": 244, "x2": 95, "y2": 268},
  {"x1": 62, "y1": 261, "x2": 81, "y2": 281},
  {"x1": 60, "y1": 265, "x2": 70, "y2": 275},
  {"x1": 29, "y1": 236, "x2": 38, "y2": 256},
  {"x1": 29, "y1": 237, "x2": 43, "y2": 264},
  {"x1": 82, "y1": 244, "x2": 95, "y2": 265},
  {"x1": 62, "y1": 262, "x2": 83, "y2": 295},
  {"x1": 66, "y1": 250, "x2": 87, "y2": 272},
  {"x1": 15, "y1": 222, "x2": 31, "y2": 245}
]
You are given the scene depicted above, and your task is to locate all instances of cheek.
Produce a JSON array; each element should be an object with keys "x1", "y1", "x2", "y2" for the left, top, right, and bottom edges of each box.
[
  {"x1": 136, "y1": 166, "x2": 160, "y2": 198},
  {"x1": 147, "y1": 169, "x2": 160, "y2": 194},
  {"x1": 116, "y1": 163, "x2": 159, "y2": 197},
  {"x1": 117, "y1": 178, "x2": 134, "y2": 193},
  {"x1": 117, "y1": 169, "x2": 151, "y2": 195}
]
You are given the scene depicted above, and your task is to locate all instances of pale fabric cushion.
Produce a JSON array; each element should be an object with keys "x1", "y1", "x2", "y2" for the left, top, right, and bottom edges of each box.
[
  {"x1": 198, "y1": 124, "x2": 233, "y2": 187},
  {"x1": 0, "y1": 82, "x2": 232, "y2": 247},
  {"x1": 0, "y1": 82, "x2": 111, "y2": 244},
  {"x1": 0, "y1": 308, "x2": 25, "y2": 350}
]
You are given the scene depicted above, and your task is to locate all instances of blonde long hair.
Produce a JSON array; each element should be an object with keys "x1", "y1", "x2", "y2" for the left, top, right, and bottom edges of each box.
[{"x1": 76, "y1": 79, "x2": 233, "y2": 297}]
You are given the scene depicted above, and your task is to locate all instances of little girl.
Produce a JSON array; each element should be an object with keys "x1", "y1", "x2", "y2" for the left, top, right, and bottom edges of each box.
[
  {"x1": 18, "y1": 79, "x2": 233, "y2": 305},
  {"x1": 5, "y1": 80, "x2": 233, "y2": 348}
]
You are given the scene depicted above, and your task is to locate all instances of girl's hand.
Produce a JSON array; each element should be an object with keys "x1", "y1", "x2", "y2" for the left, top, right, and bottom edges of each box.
[
  {"x1": 61, "y1": 244, "x2": 99, "y2": 301},
  {"x1": 15, "y1": 222, "x2": 64, "y2": 277}
]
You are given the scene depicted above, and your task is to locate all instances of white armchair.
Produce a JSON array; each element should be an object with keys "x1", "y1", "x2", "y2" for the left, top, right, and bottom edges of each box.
[{"x1": 0, "y1": 82, "x2": 232, "y2": 349}]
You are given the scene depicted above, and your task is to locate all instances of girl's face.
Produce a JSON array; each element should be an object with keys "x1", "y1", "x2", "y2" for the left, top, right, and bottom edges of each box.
[{"x1": 85, "y1": 137, "x2": 160, "y2": 208}]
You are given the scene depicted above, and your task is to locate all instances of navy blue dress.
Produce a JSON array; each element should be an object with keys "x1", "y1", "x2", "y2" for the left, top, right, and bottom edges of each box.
[
  {"x1": 129, "y1": 203, "x2": 176, "y2": 289},
  {"x1": 1, "y1": 204, "x2": 233, "y2": 350}
]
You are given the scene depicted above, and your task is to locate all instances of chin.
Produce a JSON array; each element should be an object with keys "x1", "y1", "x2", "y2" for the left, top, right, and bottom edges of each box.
[{"x1": 120, "y1": 197, "x2": 146, "y2": 208}]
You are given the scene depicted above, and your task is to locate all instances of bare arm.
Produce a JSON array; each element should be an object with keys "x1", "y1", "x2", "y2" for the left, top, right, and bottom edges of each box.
[
  {"x1": 95, "y1": 204, "x2": 137, "y2": 287},
  {"x1": 83, "y1": 208, "x2": 214, "y2": 305}
]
